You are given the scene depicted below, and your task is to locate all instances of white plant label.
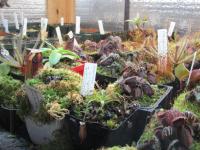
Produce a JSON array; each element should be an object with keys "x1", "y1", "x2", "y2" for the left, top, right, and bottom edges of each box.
[
  {"x1": 73, "y1": 38, "x2": 81, "y2": 50},
  {"x1": 186, "y1": 51, "x2": 197, "y2": 87},
  {"x1": 81, "y1": 63, "x2": 97, "y2": 96},
  {"x1": 56, "y1": 26, "x2": 63, "y2": 46},
  {"x1": 98, "y1": 20, "x2": 105, "y2": 35},
  {"x1": 41, "y1": 17, "x2": 48, "y2": 32},
  {"x1": 1, "y1": 13, "x2": 4, "y2": 24},
  {"x1": 3, "y1": 19, "x2": 9, "y2": 33},
  {"x1": 158, "y1": 29, "x2": 168, "y2": 56},
  {"x1": 20, "y1": 12, "x2": 24, "y2": 25},
  {"x1": 1, "y1": 49, "x2": 9, "y2": 56},
  {"x1": 68, "y1": 31, "x2": 74, "y2": 39},
  {"x1": 136, "y1": 12, "x2": 140, "y2": 18},
  {"x1": 14, "y1": 13, "x2": 19, "y2": 30},
  {"x1": 22, "y1": 18, "x2": 27, "y2": 36},
  {"x1": 60, "y1": 17, "x2": 64, "y2": 26},
  {"x1": 168, "y1": 22, "x2": 176, "y2": 37},
  {"x1": 75, "y1": 16, "x2": 81, "y2": 34}
]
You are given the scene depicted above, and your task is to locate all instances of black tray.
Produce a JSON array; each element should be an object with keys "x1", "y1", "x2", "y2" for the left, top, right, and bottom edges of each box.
[
  {"x1": 65, "y1": 108, "x2": 151, "y2": 150},
  {"x1": 64, "y1": 85, "x2": 173, "y2": 150},
  {"x1": 143, "y1": 85, "x2": 173, "y2": 110},
  {"x1": 75, "y1": 32, "x2": 110, "y2": 43},
  {"x1": 0, "y1": 106, "x2": 23, "y2": 133},
  {"x1": 164, "y1": 78, "x2": 181, "y2": 106}
]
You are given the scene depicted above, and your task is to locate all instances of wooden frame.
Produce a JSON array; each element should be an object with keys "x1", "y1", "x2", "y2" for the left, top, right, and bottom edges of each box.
[{"x1": 47, "y1": 0, "x2": 75, "y2": 24}]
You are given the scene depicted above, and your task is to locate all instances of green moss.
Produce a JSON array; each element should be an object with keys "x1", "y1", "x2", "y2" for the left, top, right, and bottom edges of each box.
[
  {"x1": 97, "y1": 63, "x2": 123, "y2": 78},
  {"x1": 138, "y1": 115, "x2": 158, "y2": 143},
  {"x1": 100, "y1": 145, "x2": 137, "y2": 150},
  {"x1": 0, "y1": 75, "x2": 22, "y2": 108},
  {"x1": 174, "y1": 92, "x2": 200, "y2": 118},
  {"x1": 97, "y1": 66, "x2": 113, "y2": 77},
  {"x1": 26, "y1": 78, "x2": 42, "y2": 86},
  {"x1": 54, "y1": 61, "x2": 81, "y2": 69},
  {"x1": 23, "y1": 68, "x2": 82, "y2": 123},
  {"x1": 191, "y1": 141, "x2": 200, "y2": 150},
  {"x1": 83, "y1": 50, "x2": 98, "y2": 55},
  {"x1": 16, "y1": 89, "x2": 31, "y2": 118},
  {"x1": 138, "y1": 85, "x2": 166, "y2": 107},
  {"x1": 106, "y1": 119, "x2": 119, "y2": 129}
]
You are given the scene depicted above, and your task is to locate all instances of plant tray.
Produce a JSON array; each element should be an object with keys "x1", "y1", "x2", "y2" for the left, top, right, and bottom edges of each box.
[{"x1": 64, "y1": 85, "x2": 173, "y2": 150}]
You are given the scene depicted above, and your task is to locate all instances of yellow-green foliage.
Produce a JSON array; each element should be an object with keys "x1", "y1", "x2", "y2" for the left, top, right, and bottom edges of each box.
[
  {"x1": 100, "y1": 145, "x2": 137, "y2": 150},
  {"x1": 26, "y1": 68, "x2": 82, "y2": 122},
  {"x1": 85, "y1": 83, "x2": 121, "y2": 105},
  {"x1": 0, "y1": 75, "x2": 21, "y2": 108},
  {"x1": 137, "y1": 85, "x2": 165, "y2": 107},
  {"x1": 174, "y1": 92, "x2": 200, "y2": 118}
]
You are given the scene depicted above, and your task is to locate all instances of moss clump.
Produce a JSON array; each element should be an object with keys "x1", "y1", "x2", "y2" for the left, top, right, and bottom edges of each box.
[
  {"x1": 191, "y1": 141, "x2": 200, "y2": 150},
  {"x1": 0, "y1": 75, "x2": 22, "y2": 108},
  {"x1": 137, "y1": 85, "x2": 166, "y2": 107},
  {"x1": 16, "y1": 89, "x2": 31, "y2": 118},
  {"x1": 24, "y1": 68, "x2": 82, "y2": 123},
  {"x1": 174, "y1": 92, "x2": 200, "y2": 118},
  {"x1": 54, "y1": 61, "x2": 81, "y2": 69}
]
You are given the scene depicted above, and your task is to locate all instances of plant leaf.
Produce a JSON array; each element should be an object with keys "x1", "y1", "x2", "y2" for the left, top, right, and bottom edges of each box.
[
  {"x1": 175, "y1": 63, "x2": 189, "y2": 81},
  {"x1": 44, "y1": 62, "x2": 51, "y2": 69},
  {"x1": 62, "y1": 55, "x2": 77, "y2": 60},
  {"x1": 49, "y1": 52, "x2": 62, "y2": 66},
  {"x1": 0, "y1": 63, "x2": 10, "y2": 75},
  {"x1": 56, "y1": 49, "x2": 79, "y2": 58}
]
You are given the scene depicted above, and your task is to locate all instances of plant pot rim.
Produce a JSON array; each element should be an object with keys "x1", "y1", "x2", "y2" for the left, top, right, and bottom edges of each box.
[
  {"x1": 140, "y1": 85, "x2": 173, "y2": 110},
  {"x1": 25, "y1": 116, "x2": 63, "y2": 125}
]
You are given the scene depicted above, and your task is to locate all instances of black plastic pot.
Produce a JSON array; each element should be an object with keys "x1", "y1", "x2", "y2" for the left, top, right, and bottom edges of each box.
[
  {"x1": 0, "y1": 106, "x2": 23, "y2": 133},
  {"x1": 144, "y1": 85, "x2": 173, "y2": 110},
  {"x1": 96, "y1": 73, "x2": 117, "y2": 89},
  {"x1": 164, "y1": 78, "x2": 181, "y2": 106},
  {"x1": 64, "y1": 85, "x2": 173, "y2": 150},
  {"x1": 65, "y1": 108, "x2": 151, "y2": 150}
]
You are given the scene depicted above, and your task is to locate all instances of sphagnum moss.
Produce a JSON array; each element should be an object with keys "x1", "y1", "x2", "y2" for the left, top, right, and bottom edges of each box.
[{"x1": 24, "y1": 68, "x2": 83, "y2": 123}]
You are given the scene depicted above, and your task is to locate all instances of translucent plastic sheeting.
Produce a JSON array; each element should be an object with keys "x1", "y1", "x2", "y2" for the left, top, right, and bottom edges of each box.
[
  {"x1": 76, "y1": 0, "x2": 125, "y2": 32},
  {"x1": 129, "y1": 0, "x2": 200, "y2": 34}
]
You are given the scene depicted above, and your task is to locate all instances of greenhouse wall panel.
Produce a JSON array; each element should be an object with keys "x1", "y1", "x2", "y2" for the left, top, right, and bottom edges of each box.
[
  {"x1": 76, "y1": 0, "x2": 125, "y2": 32},
  {"x1": 0, "y1": 0, "x2": 46, "y2": 23},
  {"x1": 129, "y1": 0, "x2": 200, "y2": 33}
]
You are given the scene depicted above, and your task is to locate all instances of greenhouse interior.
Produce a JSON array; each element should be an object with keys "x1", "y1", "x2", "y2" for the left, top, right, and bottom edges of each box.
[{"x1": 0, "y1": 0, "x2": 200, "y2": 150}]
